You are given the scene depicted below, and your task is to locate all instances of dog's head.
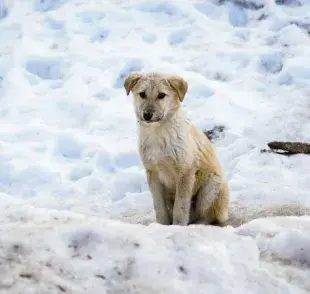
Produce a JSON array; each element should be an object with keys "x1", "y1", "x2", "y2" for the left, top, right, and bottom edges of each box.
[{"x1": 124, "y1": 72, "x2": 188, "y2": 126}]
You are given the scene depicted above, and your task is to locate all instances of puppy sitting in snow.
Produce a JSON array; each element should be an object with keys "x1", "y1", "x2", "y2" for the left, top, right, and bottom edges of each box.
[{"x1": 124, "y1": 72, "x2": 229, "y2": 226}]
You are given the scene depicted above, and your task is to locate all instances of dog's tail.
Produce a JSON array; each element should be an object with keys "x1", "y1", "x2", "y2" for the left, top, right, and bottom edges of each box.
[{"x1": 226, "y1": 202, "x2": 310, "y2": 227}]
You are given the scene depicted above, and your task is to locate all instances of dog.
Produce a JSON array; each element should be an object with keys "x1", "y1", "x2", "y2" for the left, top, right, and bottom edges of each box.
[{"x1": 124, "y1": 72, "x2": 229, "y2": 226}]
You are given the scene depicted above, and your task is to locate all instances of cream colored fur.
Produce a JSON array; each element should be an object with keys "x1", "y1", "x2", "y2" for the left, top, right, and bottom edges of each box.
[{"x1": 124, "y1": 72, "x2": 229, "y2": 226}]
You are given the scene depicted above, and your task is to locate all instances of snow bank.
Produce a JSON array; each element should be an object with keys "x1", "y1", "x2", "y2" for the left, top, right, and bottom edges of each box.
[
  {"x1": 0, "y1": 207, "x2": 309, "y2": 294},
  {"x1": 237, "y1": 216, "x2": 310, "y2": 265}
]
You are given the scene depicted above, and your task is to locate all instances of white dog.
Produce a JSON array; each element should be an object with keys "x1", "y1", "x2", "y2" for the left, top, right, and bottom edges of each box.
[{"x1": 124, "y1": 72, "x2": 229, "y2": 226}]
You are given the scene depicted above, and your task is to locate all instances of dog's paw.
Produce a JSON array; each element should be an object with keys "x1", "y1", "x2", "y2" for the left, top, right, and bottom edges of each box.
[
  {"x1": 172, "y1": 219, "x2": 189, "y2": 226},
  {"x1": 155, "y1": 214, "x2": 172, "y2": 225},
  {"x1": 156, "y1": 218, "x2": 172, "y2": 226}
]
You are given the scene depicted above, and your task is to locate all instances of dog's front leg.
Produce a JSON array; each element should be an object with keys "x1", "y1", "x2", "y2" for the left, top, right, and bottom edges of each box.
[
  {"x1": 173, "y1": 173, "x2": 195, "y2": 226},
  {"x1": 146, "y1": 170, "x2": 171, "y2": 225}
]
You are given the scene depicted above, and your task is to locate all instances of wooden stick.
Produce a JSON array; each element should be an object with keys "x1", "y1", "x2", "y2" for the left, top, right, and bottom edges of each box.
[{"x1": 266, "y1": 141, "x2": 310, "y2": 155}]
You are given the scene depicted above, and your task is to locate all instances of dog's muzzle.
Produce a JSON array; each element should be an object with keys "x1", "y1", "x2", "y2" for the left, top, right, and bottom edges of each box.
[
  {"x1": 142, "y1": 111, "x2": 153, "y2": 122},
  {"x1": 139, "y1": 109, "x2": 163, "y2": 124}
]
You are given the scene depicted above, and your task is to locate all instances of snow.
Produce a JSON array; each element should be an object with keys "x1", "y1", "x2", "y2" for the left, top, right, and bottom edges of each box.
[
  {"x1": 237, "y1": 216, "x2": 310, "y2": 265},
  {"x1": 0, "y1": 0, "x2": 310, "y2": 292},
  {"x1": 0, "y1": 207, "x2": 309, "y2": 293}
]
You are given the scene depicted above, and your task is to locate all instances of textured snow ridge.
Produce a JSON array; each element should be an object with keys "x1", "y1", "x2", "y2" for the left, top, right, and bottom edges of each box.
[{"x1": 0, "y1": 207, "x2": 309, "y2": 294}]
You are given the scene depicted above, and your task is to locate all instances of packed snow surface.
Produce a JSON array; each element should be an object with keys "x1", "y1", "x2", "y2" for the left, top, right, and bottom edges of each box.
[{"x1": 0, "y1": 0, "x2": 310, "y2": 293}]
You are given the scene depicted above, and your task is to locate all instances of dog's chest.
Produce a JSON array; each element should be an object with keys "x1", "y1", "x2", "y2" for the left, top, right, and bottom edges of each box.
[
  {"x1": 139, "y1": 128, "x2": 193, "y2": 188},
  {"x1": 142, "y1": 140, "x2": 177, "y2": 189},
  {"x1": 140, "y1": 131, "x2": 184, "y2": 166}
]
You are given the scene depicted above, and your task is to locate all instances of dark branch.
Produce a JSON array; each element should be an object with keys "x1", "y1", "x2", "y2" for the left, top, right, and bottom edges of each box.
[{"x1": 267, "y1": 141, "x2": 310, "y2": 155}]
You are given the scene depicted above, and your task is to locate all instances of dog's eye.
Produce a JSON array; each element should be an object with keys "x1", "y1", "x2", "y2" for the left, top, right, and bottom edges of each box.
[
  {"x1": 139, "y1": 92, "x2": 146, "y2": 99},
  {"x1": 158, "y1": 93, "x2": 166, "y2": 99}
]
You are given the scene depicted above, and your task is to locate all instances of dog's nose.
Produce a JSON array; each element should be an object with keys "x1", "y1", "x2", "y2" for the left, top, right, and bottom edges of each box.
[{"x1": 142, "y1": 111, "x2": 153, "y2": 121}]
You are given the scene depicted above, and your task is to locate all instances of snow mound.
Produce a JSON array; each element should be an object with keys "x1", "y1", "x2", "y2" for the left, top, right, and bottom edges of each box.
[
  {"x1": 0, "y1": 208, "x2": 309, "y2": 294},
  {"x1": 237, "y1": 216, "x2": 310, "y2": 265}
]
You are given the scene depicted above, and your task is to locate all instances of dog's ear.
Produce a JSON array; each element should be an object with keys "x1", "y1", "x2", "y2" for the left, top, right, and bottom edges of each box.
[
  {"x1": 167, "y1": 75, "x2": 188, "y2": 102},
  {"x1": 124, "y1": 73, "x2": 142, "y2": 96}
]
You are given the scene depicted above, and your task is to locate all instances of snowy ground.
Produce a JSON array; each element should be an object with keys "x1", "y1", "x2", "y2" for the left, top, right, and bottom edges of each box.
[
  {"x1": 0, "y1": 0, "x2": 310, "y2": 292},
  {"x1": 0, "y1": 208, "x2": 310, "y2": 294}
]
